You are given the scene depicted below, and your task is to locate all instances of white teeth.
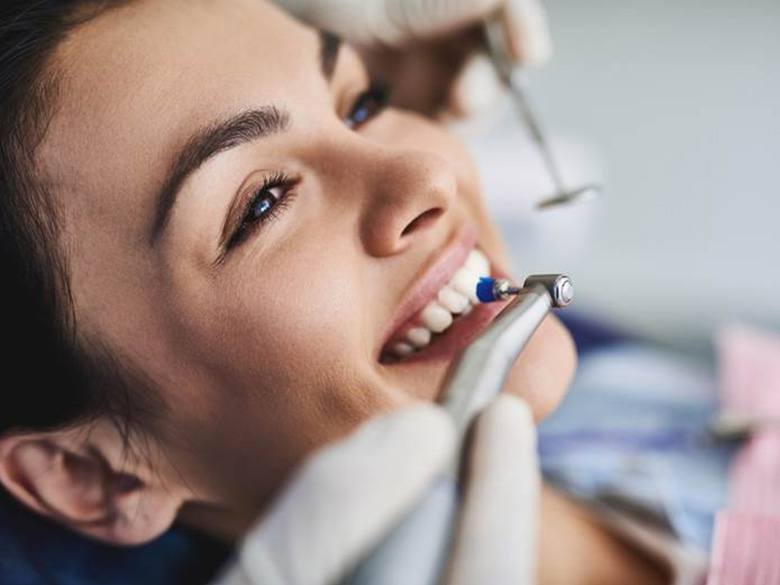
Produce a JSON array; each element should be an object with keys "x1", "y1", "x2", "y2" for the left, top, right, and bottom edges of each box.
[
  {"x1": 407, "y1": 327, "x2": 431, "y2": 349},
  {"x1": 449, "y1": 267, "x2": 481, "y2": 304},
  {"x1": 386, "y1": 248, "x2": 492, "y2": 361},
  {"x1": 392, "y1": 342, "x2": 415, "y2": 357},
  {"x1": 465, "y1": 249, "x2": 490, "y2": 276},
  {"x1": 420, "y1": 302, "x2": 453, "y2": 333},
  {"x1": 437, "y1": 286, "x2": 470, "y2": 314}
]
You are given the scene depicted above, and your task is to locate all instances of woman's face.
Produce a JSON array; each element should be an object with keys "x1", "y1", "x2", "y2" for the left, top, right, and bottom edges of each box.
[{"x1": 41, "y1": 0, "x2": 575, "y2": 517}]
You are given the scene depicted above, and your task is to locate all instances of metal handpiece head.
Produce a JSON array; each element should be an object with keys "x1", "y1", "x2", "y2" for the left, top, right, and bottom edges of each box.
[{"x1": 523, "y1": 274, "x2": 574, "y2": 307}]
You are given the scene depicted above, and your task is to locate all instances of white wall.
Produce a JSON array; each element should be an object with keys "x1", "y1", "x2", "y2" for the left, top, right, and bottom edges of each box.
[{"x1": 466, "y1": 0, "x2": 780, "y2": 352}]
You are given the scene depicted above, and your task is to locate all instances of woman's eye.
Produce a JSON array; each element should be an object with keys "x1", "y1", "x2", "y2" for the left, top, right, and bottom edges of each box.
[
  {"x1": 227, "y1": 174, "x2": 298, "y2": 250},
  {"x1": 346, "y1": 81, "x2": 391, "y2": 129},
  {"x1": 249, "y1": 187, "x2": 282, "y2": 221}
]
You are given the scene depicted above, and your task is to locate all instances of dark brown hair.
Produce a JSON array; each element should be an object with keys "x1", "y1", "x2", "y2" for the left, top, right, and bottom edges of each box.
[{"x1": 0, "y1": 0, "x2": 162, "y2": 444}]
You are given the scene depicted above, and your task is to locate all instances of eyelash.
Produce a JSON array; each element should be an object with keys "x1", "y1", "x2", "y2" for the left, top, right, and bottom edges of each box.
[
  {"x1": 227, "y1": 80, "x2": 392, "y2": 250},
  {"x1": 227, "y1": 171, "x2": 299, "y2": 249}
]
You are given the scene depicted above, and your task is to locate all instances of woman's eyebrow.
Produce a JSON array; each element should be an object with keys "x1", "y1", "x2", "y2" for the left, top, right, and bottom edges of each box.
[
  {"x1": 149, "y1": 32, "x2": 340, "y2": 244},
  {"x1": 149, "y1": 106, "x2": 290, "y2": 243}
]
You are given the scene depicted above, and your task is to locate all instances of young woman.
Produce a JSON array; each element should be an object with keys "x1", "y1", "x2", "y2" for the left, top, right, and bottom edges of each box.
[{"x1": 0, "y1": 1, "x2": 670, "y2": 582}]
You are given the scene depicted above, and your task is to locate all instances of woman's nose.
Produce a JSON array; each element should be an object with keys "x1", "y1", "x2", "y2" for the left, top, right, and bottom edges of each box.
[{"x1": 360, "y1": 150, "x2": 456, "y2": 257}]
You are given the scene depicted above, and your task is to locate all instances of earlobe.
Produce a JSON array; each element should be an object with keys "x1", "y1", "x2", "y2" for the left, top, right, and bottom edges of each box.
[{"x1": 0, "y1": 430, "x2": 183, "y2": 546}]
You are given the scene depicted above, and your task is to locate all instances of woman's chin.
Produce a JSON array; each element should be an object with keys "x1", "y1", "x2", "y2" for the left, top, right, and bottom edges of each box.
[{"x1": 501, "y1": 314, "x2": 577, "y2": 421}]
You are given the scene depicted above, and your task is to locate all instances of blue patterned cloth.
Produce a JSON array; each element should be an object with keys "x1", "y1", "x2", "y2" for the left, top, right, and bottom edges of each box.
[{"x1": 539, "y1": 341, "x2": 736, "y2": 551}]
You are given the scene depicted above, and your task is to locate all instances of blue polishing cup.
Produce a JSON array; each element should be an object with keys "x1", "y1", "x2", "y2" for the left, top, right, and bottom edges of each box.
[{"x1": 476, "y1": 277, "x2": 497, "y2": 303}]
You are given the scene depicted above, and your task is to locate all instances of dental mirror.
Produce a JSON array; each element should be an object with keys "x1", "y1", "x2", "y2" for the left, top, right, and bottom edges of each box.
[{"x1": 483, "y1": 11, "x2": 603, "y2": 211}]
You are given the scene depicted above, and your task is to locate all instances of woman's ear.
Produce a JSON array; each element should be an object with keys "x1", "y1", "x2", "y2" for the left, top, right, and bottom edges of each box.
[{"x1": 0, "y1": 423, "x2": 184, "y2": 546}]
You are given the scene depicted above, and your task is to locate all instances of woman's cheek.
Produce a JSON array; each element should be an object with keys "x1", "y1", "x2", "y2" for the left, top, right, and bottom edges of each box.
[{"x1": 503, "y1": 315, "x2": 577, "y2": 422}]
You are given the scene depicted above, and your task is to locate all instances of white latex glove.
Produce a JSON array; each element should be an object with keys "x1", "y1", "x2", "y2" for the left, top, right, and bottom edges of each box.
[
  {"x1": 275, "y1": 0, "x2": 550, "y2": 62},
  {"x1": 274, "y1": 0, "x2": 552, "y2": 115},
  {"x1": 212, "y1": 394, "x2": 539, "y2": 585}
]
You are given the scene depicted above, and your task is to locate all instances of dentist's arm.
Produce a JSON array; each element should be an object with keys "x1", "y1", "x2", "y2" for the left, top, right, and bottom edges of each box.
[{"x1": 212, "y1": 395, "x2": 540, "y2": 585}]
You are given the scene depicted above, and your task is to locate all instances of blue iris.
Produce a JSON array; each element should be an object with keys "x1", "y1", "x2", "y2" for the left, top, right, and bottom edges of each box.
[
  {"x1": 352, "y1": 106, "x2": 370, "y2": 125},
  {"x1": 251, "y1": 194, "x2": 275, "y2": 219}
]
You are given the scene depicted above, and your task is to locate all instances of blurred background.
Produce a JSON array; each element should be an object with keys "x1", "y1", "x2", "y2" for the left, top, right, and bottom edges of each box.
[{"x1": 464, "y1": 0, "x2": 780, "y2": 356}]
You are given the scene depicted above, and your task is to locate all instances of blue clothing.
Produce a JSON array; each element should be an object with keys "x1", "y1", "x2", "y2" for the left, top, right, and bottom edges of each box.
[
  {"x1": 539, "y1": 341, "x2": 735, "y2": 551},
  {"x1": 558, "y1": 310, "x2": 632, "y2": 356},
  {"x1": 0, "y1": 488, "x2": 229, "y2": 585}
]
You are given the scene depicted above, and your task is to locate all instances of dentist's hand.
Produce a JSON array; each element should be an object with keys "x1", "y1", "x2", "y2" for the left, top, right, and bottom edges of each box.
[
  {"x1": 212, "y1": 395, "x2": 540, "y2": 585},
  {"x1": 273, "y1": 0, "x2": 552, "y2": 116}
]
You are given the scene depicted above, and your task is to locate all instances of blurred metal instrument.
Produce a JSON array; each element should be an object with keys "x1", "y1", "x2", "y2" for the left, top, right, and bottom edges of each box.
[
  {"x1": 707, "y1": 412, "x2": 780, "y2": 441},
  {"x1": 483, "y1": 12, "x2": 601, "y2": 210}
]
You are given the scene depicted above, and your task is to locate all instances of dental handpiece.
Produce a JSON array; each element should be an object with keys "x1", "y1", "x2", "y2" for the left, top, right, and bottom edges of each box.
[{"x1": 344, "y1": 274, "x2": 573, "y2": 585}]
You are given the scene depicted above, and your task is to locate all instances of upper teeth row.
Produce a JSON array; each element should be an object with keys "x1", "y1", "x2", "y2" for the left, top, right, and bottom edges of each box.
[{"x1": 391, "y1": 248, "x2": 490, "y2": 358}]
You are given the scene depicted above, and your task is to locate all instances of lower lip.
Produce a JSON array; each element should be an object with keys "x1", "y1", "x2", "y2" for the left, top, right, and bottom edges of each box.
[{"x1": 387, "y1": 269, "x2": 514, "y2": 365}]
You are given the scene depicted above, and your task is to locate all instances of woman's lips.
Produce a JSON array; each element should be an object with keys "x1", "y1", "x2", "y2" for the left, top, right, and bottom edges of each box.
[
  {"x1": 378, "y1": 222, "x2": 515, "y2": 364},
  {"x1": 377, "y1": 224, "x2": 479, "y2": 357}
]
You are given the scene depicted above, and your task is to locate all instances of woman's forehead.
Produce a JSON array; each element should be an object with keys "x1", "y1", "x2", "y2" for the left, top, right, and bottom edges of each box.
[{"x1": 38, "y1": 0, "x2": 318, "y2": 213}]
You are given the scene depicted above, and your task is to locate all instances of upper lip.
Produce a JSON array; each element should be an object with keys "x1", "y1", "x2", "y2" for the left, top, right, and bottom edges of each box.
[{"x1": 378, "y1": 224, "x2": 479, "y2": 356}]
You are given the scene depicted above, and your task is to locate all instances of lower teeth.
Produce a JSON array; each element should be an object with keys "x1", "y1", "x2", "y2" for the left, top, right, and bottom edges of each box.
[
  {"x1": 387, "y1": 305, "x2": 472, "y2": 361},
  {"x1": 385, "y1": 248, "x2": 490, "y2": 362}
]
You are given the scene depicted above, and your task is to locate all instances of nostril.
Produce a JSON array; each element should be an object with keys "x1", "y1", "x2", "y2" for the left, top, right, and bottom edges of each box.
[{"x1": 401, "y1": 207, "x2": 444, "y2": 237}]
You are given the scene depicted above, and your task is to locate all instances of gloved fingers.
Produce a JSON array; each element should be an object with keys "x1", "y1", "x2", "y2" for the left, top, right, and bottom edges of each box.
[
  {"x1": 274, "y1": 0, "x2": 551, "y2": 119},
  {"x1": 448, "y1": 0, "x2": 552, "y2": 116},
  {"x1": 447, "y1": 52, "x2": 506, "y2": 118},
  {"x1": 219, "y1": 404, "x2": 455, "y2": 585},
  {"x1": 381, "y1": 0, "x2": 504, "y2": 45},
  {"x1": 276, "y1": 0, "x2": 549, "y2": 58},
  {"x1": 445, "y1": 394, "x2": 540, "y2": 585},
  {"x1": 386, "y1": 0, "x2": 552, "y2": 65},
  {"x1": 503, "y1": 0, "x2": 553, "y2": 66},
  {"x1": 275, "y1": 0, "x2": 504, "y2": 46}
]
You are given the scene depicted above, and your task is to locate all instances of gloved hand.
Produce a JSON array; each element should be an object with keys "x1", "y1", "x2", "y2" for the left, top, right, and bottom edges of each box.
[
  {"x1": 212, "y1": 394, "x2": 540, "y2": 585},
  {"x1": 273, "y1": 0, "x2": 552, "y2": 116},
  {"x1": 275, "y1": 0, "x2": 550, "y2": 62}
]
